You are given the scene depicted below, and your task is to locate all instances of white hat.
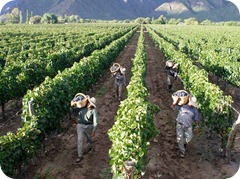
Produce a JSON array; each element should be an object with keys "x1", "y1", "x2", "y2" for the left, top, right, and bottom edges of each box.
[
  {"x1": 188, "y1": 96, "x2": 198, "y2": 108},
  {"x1": 120, "y1": 67, "x2": 126, "y2": 74},
  {"x1": 166, "y1": 60, "x2": 174, "y2": 67},
  {"x1": 88, "y1": 97, "x2": 96, "y2": 108}
]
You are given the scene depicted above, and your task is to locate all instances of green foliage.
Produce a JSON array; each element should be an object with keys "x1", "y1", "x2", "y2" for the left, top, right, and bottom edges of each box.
[
  {"x1": 0, "y1": 24, "x2": 134, "y2": 106},
  {"x1": 201, "y1": 19, "x2": 212, "y2": 25},
  {"x1": 184, "y1": 18, "x2": 199, "y2": 25},
  {"x1": 152, "y1": 15, "x2": 167, "y2": 24},
  {"x1": 148, "y1": 25, "x2": 240, "y2": 87},
  {"x1": 0, "y1": 25, "x2": 138, "y2": 177},
  {"x1": 109, "y1": 26, "x2": 159, "y2": 177},
  {"x1": 147, "y1": 25, "x2": 234, "y2": 149},
  {"x1": 41, "y1": 13, "x2": 58, "y2": 24},
  {"x1": 29, "y1": 16, "x2": 42, "y2": 24},
  {"x1": 168, "y1": 18, "x2": 182, "y2": 25}
]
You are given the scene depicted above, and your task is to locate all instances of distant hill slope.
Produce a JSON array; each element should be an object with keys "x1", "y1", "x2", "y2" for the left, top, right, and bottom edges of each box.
[{"x1": 1, "y1": 0, "x2": 240, "y2": 22}]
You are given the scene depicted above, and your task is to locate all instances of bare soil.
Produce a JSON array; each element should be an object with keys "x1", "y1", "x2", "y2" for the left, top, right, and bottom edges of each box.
[{"x1": 1, "y1": 29, "x2": 240, "y2": 179}]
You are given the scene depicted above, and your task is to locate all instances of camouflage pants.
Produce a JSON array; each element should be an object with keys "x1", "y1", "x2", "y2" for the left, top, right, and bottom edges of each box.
[
  {"x1": 77, "y1": 123, "x2": 93, "y2": 157},
  {"x1": 176, "y1": 122, "x2": 193, "y2": 155}
]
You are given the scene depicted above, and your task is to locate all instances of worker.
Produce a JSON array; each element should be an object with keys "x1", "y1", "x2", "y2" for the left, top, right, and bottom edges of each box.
[
  {"x1": 171, "y1": 92, "x2": 199, "y2": 158},
  {"x1": 70, "y1": 96, "x2": 98, "y2": 163}
]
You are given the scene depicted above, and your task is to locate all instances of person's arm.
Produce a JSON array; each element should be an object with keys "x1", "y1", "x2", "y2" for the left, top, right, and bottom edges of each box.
[
  {"x1": 171, "y1": 96, "x2": 181, "y2": 109},
  {"x1": 71, "y1": 100, "x2": 76, "y2": 107},
  {"x1": 91, "y1": 108, "x2": 98, "y2": 137},
  {"x1": 193, "y1": 108, "x2": 199, "y2": 122},
  {"x1": 123, "y1": 74, "x2": 126, "y2": 86},
  {"x1": 174, "y1": 70, "x2": 178, "y2": 79},
  {"x1": 193, "y1": 109, "x2": 199, "y2": 134}
]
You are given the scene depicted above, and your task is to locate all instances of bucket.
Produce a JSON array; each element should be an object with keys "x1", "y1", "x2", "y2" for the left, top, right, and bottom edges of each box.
[{"x1": 172, "y1": 90, "x2": 189, "y2": 105}]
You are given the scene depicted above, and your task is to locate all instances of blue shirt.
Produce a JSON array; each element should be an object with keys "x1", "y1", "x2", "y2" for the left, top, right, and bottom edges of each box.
[
  {"x1": 113, "y1": 72, "x2": 126, "y2": 85},
  {"x1": 174, "y1": 105, "x2": 198, "y2": 127}
]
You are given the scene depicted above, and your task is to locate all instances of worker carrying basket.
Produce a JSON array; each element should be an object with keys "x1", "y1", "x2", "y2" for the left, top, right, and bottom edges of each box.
[
  {"x1": 165, "y1": 60, "x2": 179, "y2": 92},
  {"x1": 110, "y1": 63, "x2": 126, "y2": 100},
  {"x1": 69, "y1": 93, "x2": 89, "y2": 123}
]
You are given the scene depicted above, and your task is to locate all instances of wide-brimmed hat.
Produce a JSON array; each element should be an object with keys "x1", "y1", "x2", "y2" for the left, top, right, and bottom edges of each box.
[
  {"x1": 188, "y1": 96, "x2": 198, "y2": 108},
  {"x1": 88, "y1": 97, "x2": 96, "y2": 108},
  {"x1": 120, "y1": 67, "x2": 126, "y2": 74}
]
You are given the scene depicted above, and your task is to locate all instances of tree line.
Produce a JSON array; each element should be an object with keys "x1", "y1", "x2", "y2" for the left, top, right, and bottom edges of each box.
[{"x1": 1, "y1": 7, "x2": 240, "y2": 26}]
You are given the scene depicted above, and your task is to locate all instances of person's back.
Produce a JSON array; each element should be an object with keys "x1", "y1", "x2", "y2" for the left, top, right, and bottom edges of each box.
[
  {"x1": 111, "y1": 66, "x2": 126, "y2": 100},
  {"x1": 165, "y1": 60, "x2": 178, "y2": 92},
  {"x1": 114, "y1": 71, "x2": 125, "y2": 84},
  {"x1": 171, "y1": 93, "x2": 199, "y2": 158},
  {"x1": 71, "y1": 96, "x2": 98, "y2": 163},
  {"x1": 175, "y1": 104, "x2": 198, "y2": 127}
]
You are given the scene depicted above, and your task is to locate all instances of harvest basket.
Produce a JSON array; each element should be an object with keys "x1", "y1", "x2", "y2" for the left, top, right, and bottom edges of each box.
[
  {"x1": 73, "y1": 93, "x2": 89, "y2": 108},
  {"x1": 110, "y1": 63, "x2": 120, "y2": 73},
  {"x1": 172, "y1": 90, "x2": 189, "y2": 105}
]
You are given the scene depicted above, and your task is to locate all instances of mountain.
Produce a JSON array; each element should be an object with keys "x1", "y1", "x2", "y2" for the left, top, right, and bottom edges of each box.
[{"x1": 1, "y1": 0, "x2": 240, "y2": 22}]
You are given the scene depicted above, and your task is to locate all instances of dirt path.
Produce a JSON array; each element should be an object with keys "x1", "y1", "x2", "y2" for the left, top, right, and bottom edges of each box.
[{"x1": 20, "y1": 31, "x2": 139, "y2": 179}]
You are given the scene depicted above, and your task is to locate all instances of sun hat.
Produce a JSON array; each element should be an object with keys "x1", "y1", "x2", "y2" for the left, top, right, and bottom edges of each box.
[
  {"x1": 188, "y1": 96, "x2": 198, "y2": 108},
  {"x1": 88, "y1": 97, "x2": 97, "y2": 108},
  {"x1": 166, "y1": 60, "x2": 174, "y2": 68},
  {"x1": 120, "y1": 67, "x2": 126, "y2": 74}
]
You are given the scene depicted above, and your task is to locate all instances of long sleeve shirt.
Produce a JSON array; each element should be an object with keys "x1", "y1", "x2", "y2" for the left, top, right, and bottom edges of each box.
[
  {"x1": 174, "y1": 105, "x2": 198, "y2": 127},
  {"x1": 77, "y1": 107, "x2": 98, "y2": 131}
]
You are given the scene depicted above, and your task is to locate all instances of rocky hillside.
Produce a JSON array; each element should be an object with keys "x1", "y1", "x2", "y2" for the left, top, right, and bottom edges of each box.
[{"x1": 1, "y1": 0, "x2": 240, "y2": 22}]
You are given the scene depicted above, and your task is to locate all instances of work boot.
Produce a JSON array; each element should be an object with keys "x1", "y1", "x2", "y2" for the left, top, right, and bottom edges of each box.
[
  {"x1": 76, "y1": 156, "x2": 83, "y2": 163},
  {"x1": 180, "y1": 152, "x2": 185, "y2": 158}
]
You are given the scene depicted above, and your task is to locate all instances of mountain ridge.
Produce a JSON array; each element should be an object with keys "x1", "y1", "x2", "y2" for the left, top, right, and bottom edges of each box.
[{"x1": 1, "y1": 0, "x2": 240, "y2": 22}]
